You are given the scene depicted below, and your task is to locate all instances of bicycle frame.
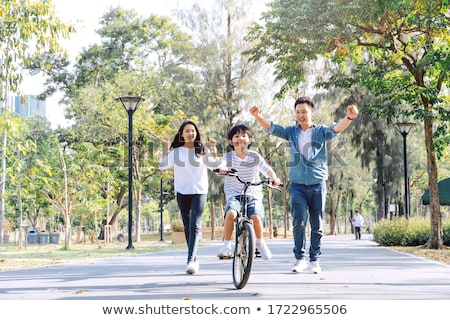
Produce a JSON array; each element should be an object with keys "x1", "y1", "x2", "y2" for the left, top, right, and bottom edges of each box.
[{"x1": 215, "y1": 168, "x2": 279, "y2": 289}]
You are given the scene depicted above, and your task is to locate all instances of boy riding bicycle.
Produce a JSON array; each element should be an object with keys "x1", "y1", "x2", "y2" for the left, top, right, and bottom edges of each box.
[{"x1": 216, "y1": 124, "x2": 282, "y2": 260}]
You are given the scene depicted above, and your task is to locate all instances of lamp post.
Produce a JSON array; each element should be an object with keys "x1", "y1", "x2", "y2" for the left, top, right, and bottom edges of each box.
[
  {"x1": 395, "y1": 122, "x2": 414, "y2": 218},
  {"x1": 116, "y1": 95, "x2": 145, "y2": 250},
  {"x1": 159, "y1": 177, "x2": 164, "y2": 242}
]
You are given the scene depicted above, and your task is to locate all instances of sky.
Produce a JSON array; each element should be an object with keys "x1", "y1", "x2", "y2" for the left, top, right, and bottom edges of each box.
[{"x1": 20, "y1": 0, "x2": 189, "y2": 128}]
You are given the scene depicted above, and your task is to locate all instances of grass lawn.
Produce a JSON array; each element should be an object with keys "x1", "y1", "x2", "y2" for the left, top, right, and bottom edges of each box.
[
  {"x1": 391, "y1": 245, "x2": 450, "y2": 265},
  {"x1": 0, "y1": 232, "x2": 185, "y2": 271}
]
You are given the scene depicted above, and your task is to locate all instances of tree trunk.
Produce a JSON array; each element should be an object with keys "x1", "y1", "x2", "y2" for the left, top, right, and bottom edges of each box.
[
  {"x1": 424, "y1": 119, "x2": 442, "y2": 249},
  {"x1": 267, "y1": 187, "x2": 273, "y2": 239},
  {"x1": 60, "y1": 149, "x2": 71, "y2": 249},
  {"x1": 283, "y1": 181, "x2": 290, "y2": 238},
  {"x1": 345, "y1": 193, "x2": 350, "y2": 233},
  {"x1": 135, "y1": 186, "x2": 142, "y2": 242},
  {"x1": 108, "y1": 188, "x2": 126, "y2": 232},
  {"x1": 210, "y1": 200, "x2": 216, "y2": 240},
  {"x1": 375, "y1": 121, "x2": 387, "y2": 221},
  {"x1": 0, "y1": 128, "x2": 6, "y2": 245},
  {"x1": 328, "y1": 191, "x2": 336, "y2": 235}
]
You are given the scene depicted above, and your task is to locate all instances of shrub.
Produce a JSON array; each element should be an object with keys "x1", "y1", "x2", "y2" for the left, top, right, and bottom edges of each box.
[
  {"x1": 373, "y1": 217, "x2": 430, "y2": 246},
  {"x1": 374, "y1": 217, "x2": 450, "y2": 247},
  {"x1": 171, "y1": 219, "x2": 185, "y2": 232},
  {"x1": 443, "y1": 220, "x2": 450, "y2": 246}
]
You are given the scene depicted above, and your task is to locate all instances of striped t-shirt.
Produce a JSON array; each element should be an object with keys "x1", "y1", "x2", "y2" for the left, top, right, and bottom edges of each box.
[{"x1": 220, "y1": 150, "x2": 272, "y2": 201}]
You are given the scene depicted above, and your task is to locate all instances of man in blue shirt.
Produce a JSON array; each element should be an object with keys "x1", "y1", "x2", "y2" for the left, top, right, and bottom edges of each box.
[{"x1": 250, "y1": 97, "x2": 358, "y2": 274}]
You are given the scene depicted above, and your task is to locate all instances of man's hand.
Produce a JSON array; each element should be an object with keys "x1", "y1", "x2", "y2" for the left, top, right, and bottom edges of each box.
[
  {"x1": 347, "y1": 104, "x2": 359, "y2": 120},
  {"x1": 249, "y1": 105, "x2": 260, "y2": 118},
  {"x1": 249, "y1": 105, "x2": 272, "y2": 129}
]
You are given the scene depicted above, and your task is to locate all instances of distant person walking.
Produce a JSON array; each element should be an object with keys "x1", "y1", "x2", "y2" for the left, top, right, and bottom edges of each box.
[{"x1": 352, "y1": 211, "x2": 364, "y2": 240}]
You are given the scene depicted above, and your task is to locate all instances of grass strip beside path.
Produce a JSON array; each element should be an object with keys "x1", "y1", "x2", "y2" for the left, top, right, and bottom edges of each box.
[{"x1": 0, "y1": 241, "x2": 184, "y2": 271}]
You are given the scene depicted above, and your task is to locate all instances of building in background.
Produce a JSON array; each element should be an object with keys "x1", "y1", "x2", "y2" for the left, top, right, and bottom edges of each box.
[{"x1": 13, "y1": 95, "x2": 46, "y2": 119}]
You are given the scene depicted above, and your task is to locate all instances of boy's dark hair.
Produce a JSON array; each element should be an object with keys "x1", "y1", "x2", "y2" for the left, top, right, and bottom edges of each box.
[
  {"x1": 294, "y1": 96, "x2": 314, "y2": 110},
  {"x1": 227, "y1": 124, "x2": 252, "y2": 150}
]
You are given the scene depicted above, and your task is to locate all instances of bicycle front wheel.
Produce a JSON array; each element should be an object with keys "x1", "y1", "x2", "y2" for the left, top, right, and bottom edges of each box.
[{"x1": 232, "y1": 221, "x2": 256, "y2": 289}]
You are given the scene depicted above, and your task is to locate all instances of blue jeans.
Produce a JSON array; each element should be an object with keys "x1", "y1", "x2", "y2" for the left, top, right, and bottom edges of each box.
[
  {"x1": 290, "y1": 181, "x2": 326, "y2": 262},
  {"x1": 176, "y1": 193, "x2": 206, "y2": 263}
]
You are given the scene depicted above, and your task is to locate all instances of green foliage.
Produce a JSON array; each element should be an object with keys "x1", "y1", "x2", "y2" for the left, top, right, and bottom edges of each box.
[
  {"x1": 373, "y1": 217, "x2": 450, "y2": 246},
  {"x1": 247, "y1": 0, "x2": 449, "y2": 145},
  {"x1": 444, "y1": 219, "x2": 450, "y2": 245},
  {"x1": 0, "y1": 0, "x2": 75, "y2": 96},
  {"x1": 170, "y1": 219, "x2": 184, "y2": 232}
]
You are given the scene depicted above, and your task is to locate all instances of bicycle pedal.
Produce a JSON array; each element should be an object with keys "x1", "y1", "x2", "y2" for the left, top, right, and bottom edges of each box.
[
  {"x1": 255, "y1": 249, "x2": 261, "y2": 258},
  {"x1": 219, "y1": 255, "x2": 233, "y2": 260}
]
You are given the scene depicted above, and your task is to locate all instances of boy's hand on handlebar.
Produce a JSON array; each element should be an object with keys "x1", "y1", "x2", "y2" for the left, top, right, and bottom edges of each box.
[{"x1": 271, "y1": 177, "x2": 282, "y2": 187}]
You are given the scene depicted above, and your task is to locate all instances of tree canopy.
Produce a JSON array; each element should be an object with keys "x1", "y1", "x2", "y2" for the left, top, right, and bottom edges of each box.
[{"x1": 245, "y1": 0, "x2": 449, "y2": 248}]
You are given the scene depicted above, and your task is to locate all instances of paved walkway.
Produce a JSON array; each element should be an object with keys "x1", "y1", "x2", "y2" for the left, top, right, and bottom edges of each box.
[{"x1": 0, "y1": 234, "x2": 449, "y2": 300}]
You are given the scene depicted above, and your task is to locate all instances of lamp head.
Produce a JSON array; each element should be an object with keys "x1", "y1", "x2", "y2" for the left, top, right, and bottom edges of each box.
[
  {"x1": 395, "y1": 122, "x2": 415, "y2": 136},
  {"x1": 116, "y1": 95, "x2": 145, "y2": 112}
]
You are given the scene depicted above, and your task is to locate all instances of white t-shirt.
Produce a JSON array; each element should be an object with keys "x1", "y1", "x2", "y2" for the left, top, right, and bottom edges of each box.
[
  {"x1": 298, "y1": 127, "x2": 313, "y2": 160},
  {"x1": 352, "y1": 214, "x2": 364, "y2": 227},
  {"x1": 160, "y1": 147, "x2": 216, "y2": 195}
]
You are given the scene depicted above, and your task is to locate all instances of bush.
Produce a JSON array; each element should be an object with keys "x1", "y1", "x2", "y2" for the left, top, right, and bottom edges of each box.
[
  {"x1": 373, "y1": 217, "x2": 430, "y2": 246},
  {"x1": 443, "y1": 220, "x2": 450, "y2": 246},
  {"x1": 171, "y1": 219, "x2": 185, "y2": 232},
  {"x1": 373, "y1": 217, "x2": 450, "y2": 247}
]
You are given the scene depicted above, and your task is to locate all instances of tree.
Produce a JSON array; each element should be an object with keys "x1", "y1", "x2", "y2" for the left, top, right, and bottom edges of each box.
[
  {"x1": 29, "y1": 7, "x2": 197, "y2": 242},
  {"x1": 174, "y1": 0, "x2": 279, "y2": 234},
  {"x1": 0, "y1": 0, "x2": 74, "y2": 244},
  {"x1": 245, "y1": 0, "x2": 449, "y2": 248}
]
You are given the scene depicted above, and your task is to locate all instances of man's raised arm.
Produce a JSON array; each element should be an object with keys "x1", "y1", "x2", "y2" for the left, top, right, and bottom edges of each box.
[{"x1": 249, "y1": 105, "x2": 272, "y2": 129}]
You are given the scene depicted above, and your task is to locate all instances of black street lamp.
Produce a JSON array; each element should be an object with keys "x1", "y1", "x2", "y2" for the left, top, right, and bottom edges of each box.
[
  {"x1": 116, "y1": 95, "x2": 145, "y2": 250},
  {"x1": 395, "y1": 122, "x2": 414, "y2": 218},
  {"x1": 159, "y1": 177, "x2": 164, "y2": 242}
]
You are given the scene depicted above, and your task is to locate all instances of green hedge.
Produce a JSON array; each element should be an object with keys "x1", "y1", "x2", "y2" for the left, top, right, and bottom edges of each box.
[{"x1": 373, "y1": 217, "x2": 450, "y2": 246}]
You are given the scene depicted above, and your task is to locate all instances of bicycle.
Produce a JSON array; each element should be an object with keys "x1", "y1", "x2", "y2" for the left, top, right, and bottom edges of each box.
[{"x1": 215, "y1": 168, "x2": 282, "y2": 289}]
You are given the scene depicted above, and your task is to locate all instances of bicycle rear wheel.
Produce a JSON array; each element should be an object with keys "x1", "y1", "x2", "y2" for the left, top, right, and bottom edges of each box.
[{"x1": 232, "y1": 221, "x2": 255, "y2": 289}]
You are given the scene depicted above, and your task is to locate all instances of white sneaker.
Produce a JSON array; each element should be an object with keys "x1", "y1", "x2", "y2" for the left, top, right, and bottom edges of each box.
[
  {"x1": 186, "y1": 260, "x2": 199, "y2": 274},
  {"x1": 309, "y1": 260, "x2": 322, "y2": 274},
  {"x1": 292, "y1": 258, "x2": 308, "y2": 272},
  {"x1": 256, "y1": 240, "x2": 272, "y2": 260},
  {"x1": 217, "y1": 244, "x2": 232, "y2": 259}
]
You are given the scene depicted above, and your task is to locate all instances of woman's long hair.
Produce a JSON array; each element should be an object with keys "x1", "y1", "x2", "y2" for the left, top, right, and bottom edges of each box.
[{"x1": 170, "y1": 121, "x2": 205, "y2": 157}]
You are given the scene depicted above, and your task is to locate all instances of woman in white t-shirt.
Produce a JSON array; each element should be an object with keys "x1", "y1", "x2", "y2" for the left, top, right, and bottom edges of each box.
[{"x1": 159, "y1": 121, "x2": 218, "y2": 274}]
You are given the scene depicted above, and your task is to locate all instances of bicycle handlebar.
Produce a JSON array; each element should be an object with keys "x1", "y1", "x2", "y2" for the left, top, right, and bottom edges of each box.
[{"x1": 213, "y1": 168, "x2": 283, "y2": 189}]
